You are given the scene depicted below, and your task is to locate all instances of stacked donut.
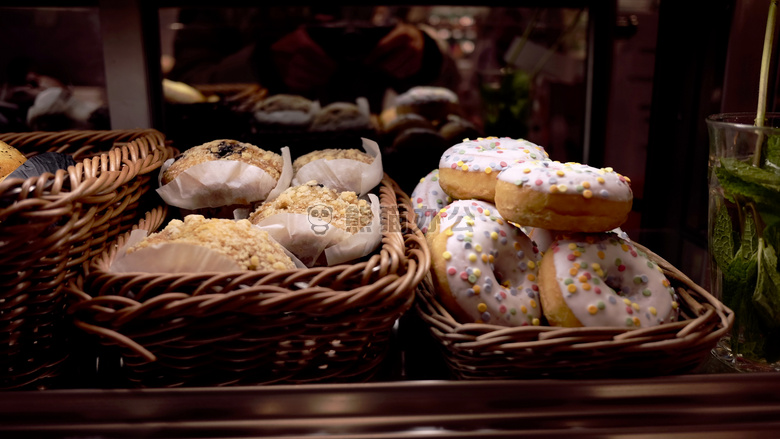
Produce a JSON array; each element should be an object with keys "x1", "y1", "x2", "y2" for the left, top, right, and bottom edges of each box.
[{"x1": 415, "y1": 136, "x2": 679, "y2": 329}]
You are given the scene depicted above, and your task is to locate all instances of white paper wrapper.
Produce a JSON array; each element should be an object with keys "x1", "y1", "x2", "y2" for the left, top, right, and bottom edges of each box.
[
  {"x1": 291, "y1": 138, "x2": 383, "y2": 197},
  {"x1": 253, "y1": 193, "x2": 382, "y2": 267},
  {"x1": 109, "y1": 228, "x2": 306, "y2": 275},
  {"x1": 156, "y1": 146, "x2": 293, "y2": 210}
]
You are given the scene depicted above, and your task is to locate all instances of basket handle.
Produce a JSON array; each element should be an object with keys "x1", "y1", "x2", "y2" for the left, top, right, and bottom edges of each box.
[{"x1": 72, "y1": 318, "x2": 157, "y2": 363}]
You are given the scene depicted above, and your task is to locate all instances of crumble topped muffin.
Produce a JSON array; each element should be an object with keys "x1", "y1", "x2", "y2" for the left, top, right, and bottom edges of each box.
[
  {"x1": 161, "y1": 139, "x2": 283, "y2": 185},
  {"x1": 128, "y1": 215, "x2": 295, "y2": 271},
  {"x1": 292, "y1": 148, "x2": 374, "y2": 173},
  {"x1": 249, "y1": 180, "x2": 373, "y2": 234}
]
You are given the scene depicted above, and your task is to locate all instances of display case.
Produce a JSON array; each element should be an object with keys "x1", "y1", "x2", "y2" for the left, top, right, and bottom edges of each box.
[{"x1": 2, "y1": 0, "x2": 780, "y2": 436}]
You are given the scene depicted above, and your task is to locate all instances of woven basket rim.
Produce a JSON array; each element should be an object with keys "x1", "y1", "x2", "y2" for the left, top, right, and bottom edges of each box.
[
  {"x1": 414, "y1": 239, "x2": 734, "y2": 376},
  {"x1": 0, "y1": 129, "x2": 169, "y2": 206}
]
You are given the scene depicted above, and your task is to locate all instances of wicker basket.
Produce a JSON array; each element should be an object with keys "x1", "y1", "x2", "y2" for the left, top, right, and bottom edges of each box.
[
  {"x1": 0, "y1": 129, "x2": 172, "y2": 390},
  {"x1": 415, "y1": 241, "x2": 734, "y2": 380},
  {"x1": 65, "y1": 175, "x2": 430, "y2": 388}
]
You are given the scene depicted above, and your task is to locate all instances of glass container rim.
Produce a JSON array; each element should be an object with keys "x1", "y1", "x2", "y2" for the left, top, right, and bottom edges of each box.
[{"x1": 706, "y1": 112, "x2": 780, "y2": 132}]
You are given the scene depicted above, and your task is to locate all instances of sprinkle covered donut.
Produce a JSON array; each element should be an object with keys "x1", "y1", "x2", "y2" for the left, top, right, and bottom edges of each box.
[
  {"x1": 410, "y1": 169, "x2": 452, "y2": 234},
  {"x1": 538, "y1": 232, "x2": 679, "y2": 328},
  {"x1": 438, "y1": 137, "x2": 549, "y2": 203},
  {"x1": 494, "y1": 160, "x2": 633, "y2": 233},
  {"x1": 427, "y1": 199, "x2": 543, "y2": 326}
]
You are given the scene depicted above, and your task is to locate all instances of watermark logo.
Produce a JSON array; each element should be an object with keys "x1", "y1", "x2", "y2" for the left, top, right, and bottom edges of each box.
[
  {"x1": 307, "y1": 204, "x2": 333, "y2": 235},
  {"x1": 303, "y1": 203, "x2": 406, "y2": 235}
]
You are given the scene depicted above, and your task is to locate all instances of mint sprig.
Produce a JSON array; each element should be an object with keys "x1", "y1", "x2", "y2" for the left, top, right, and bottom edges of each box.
[{"x1": 713, "y1": 133, "x2": 780, "y2": 361}]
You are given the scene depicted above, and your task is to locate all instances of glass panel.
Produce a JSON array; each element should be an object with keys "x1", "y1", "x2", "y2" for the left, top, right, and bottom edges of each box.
[
  {"x1": 157, "y1": 6, "x2": 589, "y2": 172},
  {"x1": 0, "y1": 7, "x2": 110, "y2": 132}
]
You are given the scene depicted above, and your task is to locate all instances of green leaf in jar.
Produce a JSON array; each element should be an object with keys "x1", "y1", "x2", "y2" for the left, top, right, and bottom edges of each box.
[
  {"x1": 723, "y1": 238, "x2": 759, "y2": 314},
  {"x1": 766, "y1": 134, "x2": 780, "y2": 170},
  {"x1": 766, "y1": 221, "x2": 780, "y2": 252},
  {"x1": 741, "y1": 209, "x2": 760, "y2": 257},
  {"x1": 752, "y1": 240, "x2": 780, "y2": 329},
  {"x1": 715, "y1": 164, "x2": 780, "y2": 211},
  {"x1": 713, "y1": 203, "x2": 735, "y2": 270},
  {"x1": 724, "y1": 243, "x2": 761, "y2": 358},
  {"x1": 721, "y1": 157, "x2": 780, "y2": 190}
]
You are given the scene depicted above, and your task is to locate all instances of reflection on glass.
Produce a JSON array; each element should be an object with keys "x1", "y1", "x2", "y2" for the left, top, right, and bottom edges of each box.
[{"x1": 0, "y1": 7, "x2": 109, "y2": 132}]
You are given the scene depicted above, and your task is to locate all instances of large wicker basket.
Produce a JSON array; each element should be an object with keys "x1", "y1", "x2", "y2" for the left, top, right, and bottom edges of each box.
[
  {"x1": 0, "y1": 129, "x2": 172, "y2": 390},
  {"x1": 415, "y1": 242, "x2": 734, "y2": 380},
  {"x1": 66, "y1": 175, "x2": 430, "y2": 388}
]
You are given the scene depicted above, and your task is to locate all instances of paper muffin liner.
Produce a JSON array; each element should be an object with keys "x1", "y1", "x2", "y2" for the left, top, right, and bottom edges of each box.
[
  {"x1": 109, "y1": 228, "x2": 306, "y2": 277},
  {"x1": 251, "y1": 193, "x2": 382, "y2": 267},
  {"x1": 291, "y1": 138, "x2": 383, "y2": 197},
  {"x1": 156, "y1": 146, "x2": 293, "y2": 210}
]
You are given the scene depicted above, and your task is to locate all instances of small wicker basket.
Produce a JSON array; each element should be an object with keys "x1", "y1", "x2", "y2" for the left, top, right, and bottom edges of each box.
[
  {"x1": 0, "y1": 129, "x2": 172, "y2": 389},
  {"x1": 66, "y1": 175, "x2": 430, "y2": 388},
  {"x1": 415, "y1": 242, "x2": 734, "y2": 380}
]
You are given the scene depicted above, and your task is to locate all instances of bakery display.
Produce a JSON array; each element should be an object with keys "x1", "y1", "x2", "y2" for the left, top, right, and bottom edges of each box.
[
  {"x1": 395, "y1": 86, "x2": 459, "y2": 125},
  {"x1": 438, "y1": 114, "x2": 481, "y2": 144},
  {"x1": 162, "y1": 79, "x2": 214, "y2": 104},
  {"x1": 122, "y1": 214, "x2": 296, "y2": 272},
  {"x1": 494, "y1": 160, "x2": 633, "y2": 233},
  {"x1": 381, "y1": 89, "x2": 484, "y2": 150},
  {"x1": 381, "y1": 113, "x2": 433, "y2": 142},
  {"x1": 310, "y1": 101, "x2": 373, "y2": 132},
  {"x1": 438, "y1": 136, "x2": 549, "y2": 202},
  {"x1": 409, "y1": 133, "x2": 713, "y2": 340},
  {"x1": 153, "y1": 136, "x2": 384, "y2": 267},
  {"x1": 427, "y1": 199, "x2": 543, "y2": 326},
  {"x1": 538, "y1": 232, "x2": 679, "y2": 328},
  {"x1": 253, "y1": 93, "x2": 319, "y2": 130}
]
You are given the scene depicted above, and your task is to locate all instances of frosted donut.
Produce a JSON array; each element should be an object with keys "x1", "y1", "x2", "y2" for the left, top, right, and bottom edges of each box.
[
  {"x1": 538, "y1": 232, "x2": 679, "y2": 328},
  {"x1": 495, "y1": 160, "x2": 633, "y2": 233},
  {"x1": 410, "y1": 169, "x2": 452, "y2": 234},
  {"x1": 438, "y1": 137, "x2": 549, "y2": 203},
  {"x1": 428, "y1": 199, "x2": 543, "y2": 326},
  {"x1": 521, "y1": 226, "x2": 630, "y2": 254}
]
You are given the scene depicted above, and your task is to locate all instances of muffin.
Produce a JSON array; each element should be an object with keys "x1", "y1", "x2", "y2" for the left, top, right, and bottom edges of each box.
[
  {"x1": 292, "y1": 148, "x2": 374, "y2": 174},
  {"x1": 290, "y1": 139, "x2": 383, "y2": 196},
  {"x1": 161, "y1": 139, "x2": 283, "y2": 186},
  {"x1": 249, "y1": 180, "x2": 372, "y2": 234},
  {"x1": 127, "y1": 215, "x2": 296, "y2": 271}
]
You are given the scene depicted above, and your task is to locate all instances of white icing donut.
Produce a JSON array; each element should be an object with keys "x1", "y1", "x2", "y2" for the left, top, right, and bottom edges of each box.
[
  {"x1": 428, "y1": 199, "x2": 543, "y2": 326},
  {"x1": 438, "y1": 137, "x2": 550, "y2": 202},
  {"x1": 539, "y1": 232, "x2": 679, "y2": 328},
  {"x1": 520, "y1": 226, "x2": 555, "y2": 253},
  {"x1": 410, "y1": 169, "x2": 452, "y2": 235},
  {"x1": 495, "y1": 160, "x2": 633, "y2": 232},
  {"x1": 521, "y1": 226, "x2": 630, "y2": 253}
]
